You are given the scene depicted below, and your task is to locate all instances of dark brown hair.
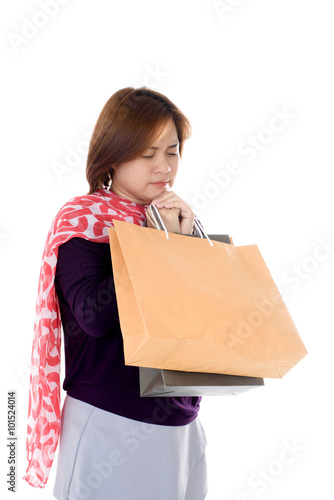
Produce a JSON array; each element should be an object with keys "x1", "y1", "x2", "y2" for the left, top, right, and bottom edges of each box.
[{"x1": 86, "y1": 87, "x2": 192, "y2": 194}]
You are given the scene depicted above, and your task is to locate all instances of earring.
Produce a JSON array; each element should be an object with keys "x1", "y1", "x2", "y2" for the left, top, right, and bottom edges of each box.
[{"x1": 107, "y1": 170, "x2": 113, "y2": 187}]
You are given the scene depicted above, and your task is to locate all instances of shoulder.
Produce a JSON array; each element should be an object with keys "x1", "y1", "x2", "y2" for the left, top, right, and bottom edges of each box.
[
  {"x1": 55, "y1": 191, "x2": 105, "y2": 221},
  {"x1": 50, "y1": 189, "x2": 117, "y2": 242}
]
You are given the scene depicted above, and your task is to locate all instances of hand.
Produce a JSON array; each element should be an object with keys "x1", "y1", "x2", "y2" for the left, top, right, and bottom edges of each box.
[
  {"x1": 146, "y1": 206, "x2": 181, "y2": 233},
  {"x1": 148, "y1": 191, "x2": 195, "y2": 235}
]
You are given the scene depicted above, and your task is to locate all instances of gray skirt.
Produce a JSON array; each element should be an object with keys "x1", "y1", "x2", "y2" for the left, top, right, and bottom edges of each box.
[{"x1": 53, "y1": 395, "x2": 208, "y2": 500}]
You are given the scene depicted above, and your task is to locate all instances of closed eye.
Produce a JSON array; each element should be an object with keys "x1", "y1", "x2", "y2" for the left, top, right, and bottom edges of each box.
[{"x1": 142, "y1": 153, "x2": 178, "y2": 158}]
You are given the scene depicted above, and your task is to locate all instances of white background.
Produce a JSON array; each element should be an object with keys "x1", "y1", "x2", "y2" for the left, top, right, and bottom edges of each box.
[{"x1": 1, "y1": 0, "x2": 333, "y2": 498}]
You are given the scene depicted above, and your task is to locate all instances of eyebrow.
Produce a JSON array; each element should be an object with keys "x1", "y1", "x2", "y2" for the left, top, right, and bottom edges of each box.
[{"x1": 148, "y1": 142, "x2": 179, "y2": 150}]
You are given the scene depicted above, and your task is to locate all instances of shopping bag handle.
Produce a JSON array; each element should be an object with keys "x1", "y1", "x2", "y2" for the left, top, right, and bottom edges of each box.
[{"x1": 148, "y1": 204, "x2": 213, "y2": 247}]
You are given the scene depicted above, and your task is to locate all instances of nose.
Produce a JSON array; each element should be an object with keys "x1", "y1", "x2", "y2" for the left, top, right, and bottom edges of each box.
[{"x1": 154, "y1": 158, "x2": 172, "y2": 175}]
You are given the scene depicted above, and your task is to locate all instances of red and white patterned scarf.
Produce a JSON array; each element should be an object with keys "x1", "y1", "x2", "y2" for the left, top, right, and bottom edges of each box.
[{"x1": 23, "y1": 187, "x2": 147, "y2": 488}]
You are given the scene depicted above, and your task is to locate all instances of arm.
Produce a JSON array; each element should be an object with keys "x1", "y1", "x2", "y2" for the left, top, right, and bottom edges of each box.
[{"x1": 55, "y1": 237, "x2": 120, "y2": 337}]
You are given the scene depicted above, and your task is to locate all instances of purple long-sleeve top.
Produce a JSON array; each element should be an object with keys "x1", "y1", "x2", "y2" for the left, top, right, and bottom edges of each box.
[{"x1": 54, "y1": 237, "x2": 201, "y2": 426}]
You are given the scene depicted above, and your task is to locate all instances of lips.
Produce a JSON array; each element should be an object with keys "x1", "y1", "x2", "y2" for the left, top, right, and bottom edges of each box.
[{"x1": 151, "y1": 181, "x2": 169, "y2": 186}]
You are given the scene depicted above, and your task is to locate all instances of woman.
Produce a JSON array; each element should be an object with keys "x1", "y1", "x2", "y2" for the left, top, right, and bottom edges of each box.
[{"x1": 24, "y1": 87, "x2": 208, "y2": 499}]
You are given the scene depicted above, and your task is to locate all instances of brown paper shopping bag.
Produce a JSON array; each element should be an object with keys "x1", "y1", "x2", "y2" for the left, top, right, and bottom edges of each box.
[{"x1": 108, "y1": 220, "x2": 307, "y2": 379}]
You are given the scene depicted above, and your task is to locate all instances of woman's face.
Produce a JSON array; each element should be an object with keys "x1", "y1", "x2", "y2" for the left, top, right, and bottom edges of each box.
[{"x1": 110, "y1": 119, "x2": 180, "y2": 206}]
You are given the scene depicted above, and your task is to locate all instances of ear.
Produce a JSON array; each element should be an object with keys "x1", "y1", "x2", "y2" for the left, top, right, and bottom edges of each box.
[{"x1": 111, "y1": 164, "x2": 121, "y2": 174}]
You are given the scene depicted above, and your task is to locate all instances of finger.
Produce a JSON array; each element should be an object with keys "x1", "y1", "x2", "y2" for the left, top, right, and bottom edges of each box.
[
  {"x1": 154, "y1": 196, "x2": 190, "y2": 211},
  {"x1": 158, "y1": 201, "x2": 193, "y2": 219},
  {"x1": 157, "y1": 207, "x2": 181, "y2": 233},
  {"x1": 180, "y1": 216, "x2": 195, "y2": 235},
  {"x1": 151, "y1": 191, "x2": 176, "y2": 204},
  {"x1": 158, "y1": 207, "x2": 181, "y2": 218}
]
